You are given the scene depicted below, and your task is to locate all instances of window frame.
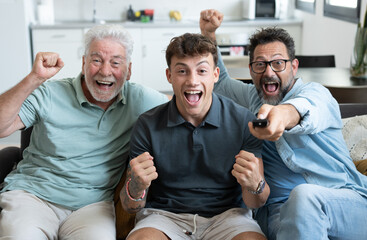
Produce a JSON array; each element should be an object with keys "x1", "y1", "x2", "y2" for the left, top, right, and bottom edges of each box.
[
  {"x1": 323, "y1": 0, "x2": 361, "y2": 23},
  {"x1": 296, "y1": 0, "x2": 316, "y2": 14}
]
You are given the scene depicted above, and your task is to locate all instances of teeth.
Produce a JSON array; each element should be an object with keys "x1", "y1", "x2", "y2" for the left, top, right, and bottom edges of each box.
[
  {"x1": 97, "y1": 81, "x2": 112, "y2": 85},
  {"x1": 185, "y1": 91, "x2": 201, "y2": 94}
]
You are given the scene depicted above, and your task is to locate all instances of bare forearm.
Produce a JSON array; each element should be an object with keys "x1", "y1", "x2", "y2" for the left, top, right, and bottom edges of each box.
[
  {"x1": 242, "y1": 183, "x2": 270, "y2": 209},
  {"x1": 201, "y1": 30, "x2": 216, "y2": 42},
  {"x1": 120, "y1": 184, "x2": 147, "y2": 213},
  {"x1": 120, "y1": 169, "x2": 147, "y2": 213},
  {"x1": 0, "y1": 74, "x2": 40, "y2": 136}
]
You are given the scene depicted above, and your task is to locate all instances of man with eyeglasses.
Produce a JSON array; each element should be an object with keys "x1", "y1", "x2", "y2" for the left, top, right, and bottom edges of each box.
[{"x1": 200, "y1": 9, "x2": 367, "y2": 240}]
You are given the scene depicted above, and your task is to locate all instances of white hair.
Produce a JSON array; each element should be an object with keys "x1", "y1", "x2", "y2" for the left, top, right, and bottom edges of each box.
[{"x1": 84, "y1": 24, "x2": 134, "y2": 62}]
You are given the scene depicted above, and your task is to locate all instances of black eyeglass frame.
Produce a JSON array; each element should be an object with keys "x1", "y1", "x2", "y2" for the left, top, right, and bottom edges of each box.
[{"x1": 250, "y1": 59, "x2": 292, "y2": 74}]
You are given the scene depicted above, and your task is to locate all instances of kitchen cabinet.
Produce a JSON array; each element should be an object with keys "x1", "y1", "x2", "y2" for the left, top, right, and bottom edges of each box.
[
  {"x1": 32, "y1": 29, "x2": 84, "y2": 80},
  {"x1": 140, "y1": 27, "x2": 198, "y2": 92},
  {"x1": 126, "y1": 28, "x2": 143, "y2": 85}
]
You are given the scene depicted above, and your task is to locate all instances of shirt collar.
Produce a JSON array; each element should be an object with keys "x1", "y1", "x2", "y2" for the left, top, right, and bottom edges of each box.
[
  {"x1": 167, "y1": 93, "x2": 221, "y2": 128},
  {"x1": 280, "y1": 78, "x2": 304, "y2": 103}
]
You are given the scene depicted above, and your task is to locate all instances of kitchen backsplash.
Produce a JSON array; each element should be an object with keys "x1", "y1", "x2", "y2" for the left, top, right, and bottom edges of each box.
[{"x1": 51, "y1": 0, "x2": 244, "y2": 22}]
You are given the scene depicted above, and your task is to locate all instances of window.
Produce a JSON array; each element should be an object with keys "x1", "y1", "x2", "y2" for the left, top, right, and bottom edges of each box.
[
  {"x1": 324, "y1": 0, "x2": 361, "y2": 23},
  {"x1": 296, "y1": 0, "x2": 316, "y2": 14}
]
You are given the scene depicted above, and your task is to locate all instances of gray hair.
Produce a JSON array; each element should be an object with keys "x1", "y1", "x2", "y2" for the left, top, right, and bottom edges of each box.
[{"x1": 84, "y1": 24, "x2": 134, "y2": 63}]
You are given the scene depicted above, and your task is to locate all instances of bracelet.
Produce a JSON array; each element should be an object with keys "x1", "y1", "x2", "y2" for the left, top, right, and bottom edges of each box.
[
  {"x1": 126, "y1": 178, "x2": 146, "y2": 202},
  {"x1": 248, "y1": 179, "x2": 266, "y2": 195}
]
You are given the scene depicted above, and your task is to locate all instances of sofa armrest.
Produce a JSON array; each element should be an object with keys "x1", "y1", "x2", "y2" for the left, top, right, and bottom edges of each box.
[
  {"x1": 339, "y1": 103, "x2": 367, "y2": 118},
  {"x1": 0, "y1": 146, "x2": 21, "y2": 184}
]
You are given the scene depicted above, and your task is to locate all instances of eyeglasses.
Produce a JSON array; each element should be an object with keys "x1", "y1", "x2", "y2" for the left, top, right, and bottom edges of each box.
[{"x1": 250, "y1": 59, "x2": 291, "y2": 74}]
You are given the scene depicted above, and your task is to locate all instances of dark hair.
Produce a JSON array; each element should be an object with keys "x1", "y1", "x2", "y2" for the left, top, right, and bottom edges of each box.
[
  {"x1": 248, "y1": 27, "x2": 296, "y2": 62},
  {"x1": 165, "y1": 33, "x2": 218, "y2": 68}
]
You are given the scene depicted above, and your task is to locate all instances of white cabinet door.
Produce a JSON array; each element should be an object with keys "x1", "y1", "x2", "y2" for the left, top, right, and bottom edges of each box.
[
  {"x1": 127, "y1": 28, "x2": 143, "y2": 85},
  {"x1": 141, "y1": 27, "x2": 198, "y2": 93},
  {"x1": 32, "y1": 29, "x2": 84, "y2": 80}
]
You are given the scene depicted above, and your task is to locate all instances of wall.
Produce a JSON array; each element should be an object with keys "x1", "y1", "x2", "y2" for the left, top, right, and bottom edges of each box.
[
  {"x1": 51, "y1": 0, "x2": 244, "y2": 22},
  {"x1": 295, "y1": 0, "x2": 367, "y2": 68},
  {"x1": 0, "y1": 0, "x2": 34, "y2": 94}
]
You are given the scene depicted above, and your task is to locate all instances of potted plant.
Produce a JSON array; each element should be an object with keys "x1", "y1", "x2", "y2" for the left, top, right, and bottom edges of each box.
[{"x1": 350, "y1": 7, "x2": 367, "y2": 79}]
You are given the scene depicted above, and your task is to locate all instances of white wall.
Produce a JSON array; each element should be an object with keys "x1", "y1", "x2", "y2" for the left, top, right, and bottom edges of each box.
[
  {"x1": 51, "y1": 0, "x2": 244, "y2": 22},
  {"x1": 0, "y1": 0, "x2": 34, "y2": 94},
  {"x1": 295, "y1": 0, "x2": 367, "y2": 68}
]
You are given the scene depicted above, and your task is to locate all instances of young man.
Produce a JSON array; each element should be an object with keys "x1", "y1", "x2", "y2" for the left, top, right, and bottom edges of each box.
[
  {"x1": 120, "y1": 33, "x2": 269, "y2": 240},
  {"x1": 200, "y1": 9, "x2": 367, "y2": 240},
  {"x1": 0, "y1": 24, "x2": 167, "y2": 239}
]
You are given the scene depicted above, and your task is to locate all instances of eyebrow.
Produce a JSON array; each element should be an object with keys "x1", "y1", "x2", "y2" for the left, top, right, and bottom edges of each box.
[
  {"x1": 254, "y1": 53, "x2": 285, "y2": 61},
  {"x1": 174, "y1": 60, "x2": 210, "y2": 67},
  {"x1": 90, "y1": 52, "x2": 124, "y2": 59}
]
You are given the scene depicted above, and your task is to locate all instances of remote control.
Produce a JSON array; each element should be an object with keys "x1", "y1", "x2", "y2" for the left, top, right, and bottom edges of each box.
[{"x1": 252, "y1": 119, "x2": 268, "y2": 128}]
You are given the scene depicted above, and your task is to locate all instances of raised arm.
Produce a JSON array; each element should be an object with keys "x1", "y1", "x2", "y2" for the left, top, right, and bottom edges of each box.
[
  {"x1": 232, "y1": 150, "x2": 270, "y2": 209},
  {"x1": 200, "y1": 9, "x2": 223, "y2": 41},
  {"x1": 120, "y1": 152, "x2": 158, "y2": 213},
  {"x1": 0, "y1": 52, "x2": 64, "y2": 137}
]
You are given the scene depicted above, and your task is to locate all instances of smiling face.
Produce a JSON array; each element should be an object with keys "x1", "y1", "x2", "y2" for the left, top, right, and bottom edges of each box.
[
  {"x1": 250, "y1": 41, "x2": 298, "y2": 105},
  {"x1": 82, "y1": 38, "x2": 131, "y2": 110},
  {"x1": 166, "y1": 54, "x2": 219, "y2": 126}
]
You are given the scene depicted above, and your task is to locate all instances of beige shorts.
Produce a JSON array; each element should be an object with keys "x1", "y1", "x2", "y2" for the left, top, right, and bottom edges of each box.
[{"x1": 128, "y1": 208, "x2": 264, "y2": 240}]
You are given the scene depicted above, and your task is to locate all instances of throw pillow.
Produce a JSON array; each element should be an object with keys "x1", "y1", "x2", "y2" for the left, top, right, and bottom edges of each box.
[
  {"x1": 354, "y1": 159, "x2": 367, "y2": 176},
  {"x1": 342, "y1": 115, "x2": 367, "y2": 161}
]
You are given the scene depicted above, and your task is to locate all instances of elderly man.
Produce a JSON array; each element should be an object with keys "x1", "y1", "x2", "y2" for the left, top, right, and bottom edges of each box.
[
  {"x1": 200, "y1": 9, "x2": 367, "y2": 240},
  {"x1": 0, "y1": 24, "x2": 167, "y2": 239}
]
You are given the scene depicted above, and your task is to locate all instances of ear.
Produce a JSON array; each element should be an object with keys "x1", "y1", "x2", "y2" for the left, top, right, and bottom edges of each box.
[
  {"x1": 166, "y1": 68, "x2": 172, "y2": 84},
  {"x1": 82, "y1": 55, "x2": 86, "y2": 75},
  {"x1": 213, "y1": 66, "x2": 220, "y2": 83},
  {"x1": 126, "y1": 62, "x2": 132, "y2": 81},
  {"x1": 291, "y1": 58, "x2": 299, "y2": 76}
]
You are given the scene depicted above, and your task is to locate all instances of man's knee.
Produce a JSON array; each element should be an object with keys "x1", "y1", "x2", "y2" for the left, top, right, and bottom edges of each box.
[
  {"x1": 232, "y1": 231, "x2": 267, "y2": 240},
  {"x1": 282, "y1": 184, "x2": 325, "y2": 219},
  {"x1": 0, "y1": 224, "x2": 53, "y2": 239},
  {"x1": 288, "y1": 184, "x2": 321, "y2": 204},
  {"x1": 127, "y1": 227, "x2": 169, "y2": 240}
]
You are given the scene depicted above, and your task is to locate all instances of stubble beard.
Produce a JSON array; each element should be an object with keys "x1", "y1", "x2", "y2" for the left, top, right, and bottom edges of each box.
[
  {"x1": 257, "y1": 76, "x2": 294, "y2": 106},
  {"x1": 86, "y1": 75, "x2": 126, "y2": 103}
]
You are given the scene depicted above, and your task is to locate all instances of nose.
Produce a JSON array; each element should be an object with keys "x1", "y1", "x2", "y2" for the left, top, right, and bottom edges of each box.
[
  {"x1": 263, "y1": 62, "x2": 275, "y2": 76},
  {"x1": 99, "y1": 62, "x2": 112, "y2": 76},
  {"x1": 186, "y1": 72, "x2": 199, "y2": 86}
]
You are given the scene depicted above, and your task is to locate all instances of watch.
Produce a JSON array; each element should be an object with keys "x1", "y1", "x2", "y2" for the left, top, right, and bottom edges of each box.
[{"x1": 248, "y1": 179, "x2": 266, "y2": 195}]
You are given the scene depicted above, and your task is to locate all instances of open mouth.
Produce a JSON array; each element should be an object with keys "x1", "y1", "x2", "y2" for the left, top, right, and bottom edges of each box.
[
  {"x1": 184, "y1": 90, "x2": 202, "y2": 103},
  {"x1": 96, "y1": 80, "x2": 114, "y2": 87},
  {"x1": 262, "y1": 81, "x2": 280, "y2": 95}
]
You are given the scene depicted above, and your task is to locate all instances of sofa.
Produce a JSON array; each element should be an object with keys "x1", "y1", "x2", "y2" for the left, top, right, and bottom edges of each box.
[{"x1": 1, "y1": 103, "x2": 367, "y2": 239}]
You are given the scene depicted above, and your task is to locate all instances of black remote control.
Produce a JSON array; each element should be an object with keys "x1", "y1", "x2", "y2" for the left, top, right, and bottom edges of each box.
[{"x1": 252, "y1": 119, "x2": 268, "y2": 128}]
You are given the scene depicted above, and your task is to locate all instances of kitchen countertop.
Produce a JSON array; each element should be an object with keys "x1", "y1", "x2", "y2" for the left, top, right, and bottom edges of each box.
[{"x1": 30, "y1": 18, "x2": 302, "y2": 29}]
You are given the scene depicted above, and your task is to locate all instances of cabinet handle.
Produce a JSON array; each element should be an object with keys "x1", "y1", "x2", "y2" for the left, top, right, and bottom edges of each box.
[
  {"x1": 142, "y1": 45, "x2": 146, "y2": 58},
  {"x1": 162, "y1": 33, "x2": 175, "y2": 37},
  {"x1": 51, "y1": 34, "x2": 67, "y2": 39}
]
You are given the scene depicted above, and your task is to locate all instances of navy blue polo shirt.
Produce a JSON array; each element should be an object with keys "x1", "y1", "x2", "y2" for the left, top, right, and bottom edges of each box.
[{"x1": 129, "y1": 93, "x2": 262, "y2": 217}]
